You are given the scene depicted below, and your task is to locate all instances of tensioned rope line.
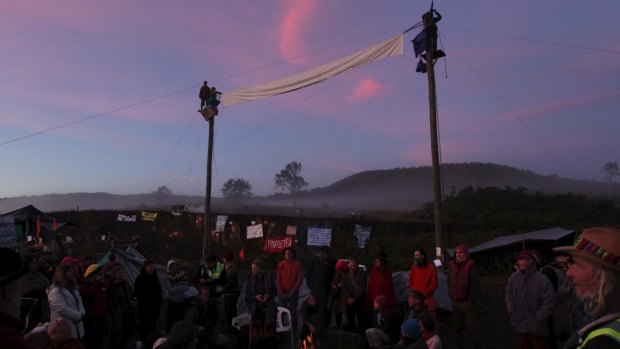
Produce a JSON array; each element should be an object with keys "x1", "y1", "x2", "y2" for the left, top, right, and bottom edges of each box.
[
  {"x1": 442, "y1": 27, "x2": 620, "y2": 55},
  {"x1": 180, "y1": 118, "x2": 207, "y2": 196},
  {"x1": 441, "y1": 33, "x2": 577, "y2": 179}
]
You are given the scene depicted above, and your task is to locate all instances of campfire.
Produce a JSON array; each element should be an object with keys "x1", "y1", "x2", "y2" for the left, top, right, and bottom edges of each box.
[{"x1": 301, "y1": 334, "x2": 314, "y2": 349}]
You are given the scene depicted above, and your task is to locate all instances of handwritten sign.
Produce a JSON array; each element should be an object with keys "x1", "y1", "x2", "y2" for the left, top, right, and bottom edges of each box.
[
  {"x1": 263, "y1": 236, "x2": 292, "y2": 253},
  {"x1": 246, "y1": 223, "x2": 263, "y2": 239},
  {"x1": 216, "y1": 215, "x2": 228, "y2": 232},
  {"x1": 117, "y1": 214, "x2": 136, "y2": 222},
  {"x1": 141, "y1": 211, "x2": 158, "y2": 221},
  {"x1": 286, "y1": 225, "x2": 297, "y2": 236},
  {"x1": 354, "y1": 224, "x2": 372, "y2": 248},
  {"x1": 307, "y1": 227, "x2": 332, "y2": 247}
]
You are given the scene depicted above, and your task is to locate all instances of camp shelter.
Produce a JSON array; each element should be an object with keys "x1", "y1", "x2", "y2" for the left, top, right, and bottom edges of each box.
[
  {"x1": 0, "y1": 204, "x2": 68, "y2": 245},
  {"x1": 450, "y1": 227, "x2": 577, "y2": 274}
]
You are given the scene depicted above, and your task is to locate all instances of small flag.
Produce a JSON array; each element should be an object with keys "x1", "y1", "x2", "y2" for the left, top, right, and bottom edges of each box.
[
  {"x1": 52, "y1": 219, "x2": 57, "y2": 232},
  {"x1": 36, "y1": 215, "x2": 41, "y2": 239},
  {"x1": 239, "y1": 248, "x2": 246, "y2": 261}
]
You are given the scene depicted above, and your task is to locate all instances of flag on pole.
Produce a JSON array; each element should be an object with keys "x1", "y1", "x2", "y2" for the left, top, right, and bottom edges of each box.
[
  {"x1": 36, "y1": 215, "x2": 41, "y2": 240},
  {"x1": 53, "y1": 219, "x2": 57, "y2": 232},
  {"x1": 239, "y1": 248, "x2": 246, "y2": 261}
]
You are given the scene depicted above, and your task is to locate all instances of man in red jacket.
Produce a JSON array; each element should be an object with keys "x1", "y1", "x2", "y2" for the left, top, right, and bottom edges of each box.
[
  {"x1": 408, "y1": 249, "x2": 438, "y2": 325},
  {"x1": 448, "y1": 244, "x2": 481, "y2": 349},
  {"x1": 277, "y1": 247, "x2": 303, "y2": 337}
]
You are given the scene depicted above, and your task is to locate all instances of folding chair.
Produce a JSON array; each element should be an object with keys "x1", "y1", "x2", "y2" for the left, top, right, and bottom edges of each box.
[
  {"x1": 276, "y1": 306, "x2": 295, "y2": 349},
  {"x1": 232, "y1": 312, "x2": 252, "y2": 330}
]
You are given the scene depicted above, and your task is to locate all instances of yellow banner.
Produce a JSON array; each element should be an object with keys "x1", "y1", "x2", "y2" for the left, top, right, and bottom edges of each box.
[{"x1": 141, "y1": 211, "x2": 158, "y2": 221}]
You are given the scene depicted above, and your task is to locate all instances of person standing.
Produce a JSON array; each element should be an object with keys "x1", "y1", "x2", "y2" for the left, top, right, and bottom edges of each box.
[
  {"x1": 195, "y1": 255, "x2": 225, "y2": 299},
  {"x1": 222, "y1": 253, "x2": 239, "y2": 328},
  {"x1": 366, "y1": 251, "x2": 396, "y2": 319},
  {"x1": 199, "y1": 81, "x2": 210, "y2": 110},
  {"x1": 106, "y1": 265, "x2": 135, "y2": 349},
  {"x1": 246, "y1": 259, "x2": 277, "y2": 340},
  {"x1": 343, "y1": 258, "x2": 367, "y2": 332},
  {"x1": 164, "y1": 259, "x2": 188, "y2": 333},
  {"x1": 20, "y1": 254, "x2": 51, "y2": 328},
  {"x1": 306, "y1": 246, "x2": 336, "y2": 330},
  {"x1": 447, "y1": 244, "x2": 481, "y2": 349},
  {"x1": 553, "y1": 227, "x2": 620, "y2": 349},
  {"x1": 408, "y1": 249, "x2": 438, "y2": 325},
  {"x1": 80, "y1": 264, "x2": 109, "y2": 349},
  {"x1": 48, "y1": 263, "x2": 86, "y2": 339},
  {"x1": 134, "y1": 260, "x2": 162, "y2": 342},
  {"x1": 505, "y1": 250, "x2": 555, "y2": 349},
  {"x1": 277, "y1": 247, "x2": 303, "y2": 337}
]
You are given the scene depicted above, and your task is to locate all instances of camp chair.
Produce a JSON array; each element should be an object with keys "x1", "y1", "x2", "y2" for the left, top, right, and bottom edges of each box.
[
  {"x1": 232, "y1": 313, "x2": 252, "y2": 349},
  {"x1": 276, "y1": 306, "x2": 295, "y2": 349}
]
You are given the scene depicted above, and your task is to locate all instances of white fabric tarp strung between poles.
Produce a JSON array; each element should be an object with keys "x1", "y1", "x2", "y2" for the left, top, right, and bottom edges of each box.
[{"x1": 221, "y1": 34, "x2": 404, "y2": 108}]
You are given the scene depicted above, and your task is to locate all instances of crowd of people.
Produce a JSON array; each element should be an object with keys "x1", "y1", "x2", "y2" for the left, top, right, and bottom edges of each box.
[{"x1": 1, "y1": 226, "x2": 619, "y2": 349}]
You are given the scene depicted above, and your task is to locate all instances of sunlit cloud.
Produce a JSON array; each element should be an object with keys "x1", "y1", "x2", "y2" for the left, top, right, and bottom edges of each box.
[
  {"x1": 344, "y1": 79, "x2": 383, "y2": 103},
  {"x1": 278, "y1": 0, "x2": 318, "y2": 64}
]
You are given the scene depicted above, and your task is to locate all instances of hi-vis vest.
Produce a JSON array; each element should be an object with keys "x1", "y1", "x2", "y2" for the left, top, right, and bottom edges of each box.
[
  {"x1": 212, "y1": 262, "x2": 225, "y2": 294},
  {"x1": 579, "y1": 317, "x2": 620, "y2": 348}
]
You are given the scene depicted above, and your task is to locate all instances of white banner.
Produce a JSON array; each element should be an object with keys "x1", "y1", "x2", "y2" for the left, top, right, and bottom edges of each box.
[
  {"x1": 246, "y1": 224, "x2": 263, "y2": 239},
  {"x1": 354, "y1": 224, "x2": 372, "y2": 248},
  {"x1": 307, "y1": 227, "x2": 332, "y2": 247},
  {"x1": 117, "y1": 214, "x2": 137, "y2": 222},
  {"x1": 216, "y1": 215, "x2": 228, "y2": 232},
  {"x1": 222, "y1": 35, "x2": 404, "y2": 108}
]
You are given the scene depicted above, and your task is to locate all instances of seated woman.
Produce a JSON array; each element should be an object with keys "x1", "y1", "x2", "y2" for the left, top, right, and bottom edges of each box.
[
  {"x1": 245, "y1": 259, "x2": 277, "y2": 345},
  {"x1": 365, "y1": 295, "x2": 401, "y2": 349}
]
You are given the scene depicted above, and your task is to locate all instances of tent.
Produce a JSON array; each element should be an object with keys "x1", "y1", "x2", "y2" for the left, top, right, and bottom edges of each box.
[
  {"x1": 449, "y1": 227, "x2": 577, "y2": 273},
  {"x1": 0, "y1": 204, "x2": 68, "y2": 245}
]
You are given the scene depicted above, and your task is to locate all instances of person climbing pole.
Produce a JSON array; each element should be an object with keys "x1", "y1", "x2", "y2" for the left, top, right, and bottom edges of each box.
[
  {"x1": 207, "y1": 86, "x2": 222, "y2": 115},
  {"x1": 199, "y1": 81, "x2": 210, "y2": 110}
]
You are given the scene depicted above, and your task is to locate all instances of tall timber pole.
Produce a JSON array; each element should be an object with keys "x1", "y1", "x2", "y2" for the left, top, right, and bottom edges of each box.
[
  {"x1": 202, "y1": 115, "x2": 214, "y2": 263},
  {"x1": 423, "y1": 6, "x2": 447, "y2": 264}
]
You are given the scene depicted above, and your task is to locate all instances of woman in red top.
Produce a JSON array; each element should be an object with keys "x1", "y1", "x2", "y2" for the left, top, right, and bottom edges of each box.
[{"x1": 365, "y1": 251, "x2": 395, "y2": 317}]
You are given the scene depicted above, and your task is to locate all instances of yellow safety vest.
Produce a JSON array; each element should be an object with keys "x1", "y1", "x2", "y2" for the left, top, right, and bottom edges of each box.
[
  {"x1": 212, "y1": 261, "x2": 225, "y2": 294},
  {"x1": 579, "y1": 317, "x2": 620, "y2": 348}
]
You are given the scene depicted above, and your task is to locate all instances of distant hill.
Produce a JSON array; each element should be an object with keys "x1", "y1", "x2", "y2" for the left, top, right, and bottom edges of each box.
[{"x1": 0, "y1": 162, "x2": 615, "y2": 213}]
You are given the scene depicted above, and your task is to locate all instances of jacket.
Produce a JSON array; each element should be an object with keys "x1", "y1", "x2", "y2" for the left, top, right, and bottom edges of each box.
[
  {"x1": 578, "y1": 313, "x2": 620, "y2": 349},
  {"x1": 448, "y1": 257, "x2": 480, "y2": 302},
  {"x1": 48, "y1": 286, "x2": 85, "y2": 339},
  {"x1": 371, "y1": 306, "x2": 402, "y2": 344},
  {"x1": 505, "y1": 267, "x2": 555, "y2": 336},
  {"x1": 276, "y1": 259, "x2": 303, "y2": 296},
  {"x1": 343, "y1": 267, "x2": 367, "y2": 302}
]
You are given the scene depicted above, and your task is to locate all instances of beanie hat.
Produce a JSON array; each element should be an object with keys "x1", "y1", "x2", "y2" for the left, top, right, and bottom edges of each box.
[
  {"x1": 335, "y1": 260, "x2": 348, "y2": 273},
  {"x1": 455, "y1": 244, "x2": 469, "y2": 255},
  {"x1": 167, "y1": 259, "x2": 177, "y2": 269},
  {"x1": 0, "y1": 248, "x2": 28, "y2": 286},
  {"x1": 401, "y1": 319, "x2": 421, "y2": 340},
  {"x1": 252, "y1": 259, "x2": 266, "y2": 271},
  {"x1": 553, "y1": 227, "x2": 620, "y2": 272},
  {"x1": 374, "y1": 295, "x2": 387, "y2": 307},
  {"x1": 60, "y1": 256, "x2": 79, "y2": 265},
  {"x1": 83, "y1": 264, "x2": 101, "y2": 278},
  {"x1": 166, "y1": 320, "x2": 197, "y2": 346},
  {"x1": 408, "y1": 290, "x2": 424, "y2": 301}
]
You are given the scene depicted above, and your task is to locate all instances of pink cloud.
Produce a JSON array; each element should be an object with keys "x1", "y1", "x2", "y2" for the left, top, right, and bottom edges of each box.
[
  {"x1": 344, "y1": 79, "x2": 383, "y2": 102},
  {"x1": 278, "y1": 0, "x2": 318, "y2": 63},
  {"x1": 497, "y1": 91, "x2": 620, "y2": 121}
]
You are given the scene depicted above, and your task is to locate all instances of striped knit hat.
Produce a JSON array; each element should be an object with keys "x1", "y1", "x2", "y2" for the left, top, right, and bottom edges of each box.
[{"x1": 553, "y1": 227, "x2": 620, "y2": 272}]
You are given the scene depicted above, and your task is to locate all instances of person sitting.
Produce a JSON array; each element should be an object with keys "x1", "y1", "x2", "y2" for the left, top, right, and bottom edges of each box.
[
  {"x1": 399, "y1": 319, "x2": 429, "y2": 349},
  {"x1": 153, "y1": 320, "x2": 198, "y2": 349},
  {"x1": 403, "y1": 290, "x2": 430, "y2": 321},
  {"x1": 187, "y1": 287, "x2": 225, "y2": 349},
  {"x1": 419, "y1": 314, "x2": 442, "y2": 349},
  {"x1": 365, "y1": 295, "x2": 402, "y2": 349}
]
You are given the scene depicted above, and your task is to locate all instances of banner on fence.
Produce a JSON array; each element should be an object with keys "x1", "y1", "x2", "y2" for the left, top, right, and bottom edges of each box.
[
  {"x1": 246, "y1": 224, "x2": 263, "y2": 239},
  {"x1": 307, "y1": 227, "x2": 332, "y2": 247},
  {"x1": 117, "y1": 214, "x2": 137, "y2": 222},
  {"x1": 216, "y1": 215, "x2": 228, "y2": 232},
  {"x1": 354, "y1": 224, "x2": 372, "y2": 248},
  {"x1": 263, "y1": 236, "x2": 292, "y2": 253},
  {"x1": 141, "y1": 211, "x2": 158, "y2": 221},
  {"x1": 0, "y1": 217, "x2": 16, "y2": 248},
  {"x1": 286, "y1": 225, "x2": 297, "y2": 236}
]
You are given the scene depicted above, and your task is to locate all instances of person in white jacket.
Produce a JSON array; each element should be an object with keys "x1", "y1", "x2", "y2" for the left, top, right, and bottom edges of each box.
[{"x1": 48, "y1": 263, "x2": 86, "y2": 339}]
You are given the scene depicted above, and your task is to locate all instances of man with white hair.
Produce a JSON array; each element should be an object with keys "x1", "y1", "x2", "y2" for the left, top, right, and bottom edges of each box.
[{"x1": 553, "y1": 227, "x2": 620, "y2": 348}]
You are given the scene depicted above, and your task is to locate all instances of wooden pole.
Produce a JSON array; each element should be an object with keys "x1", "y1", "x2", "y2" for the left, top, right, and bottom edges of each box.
[
  {"x1": 425, "y1": 15, "x2": 446, "y2": 265},
  {"x1": 202, "y1": 116, "x2": 214, "y2": 263}
]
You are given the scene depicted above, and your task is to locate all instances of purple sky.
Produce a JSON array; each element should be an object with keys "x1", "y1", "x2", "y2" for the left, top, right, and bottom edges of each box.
[{"x1": 1, "y1": 1, "x2": 619, "y2": 199}]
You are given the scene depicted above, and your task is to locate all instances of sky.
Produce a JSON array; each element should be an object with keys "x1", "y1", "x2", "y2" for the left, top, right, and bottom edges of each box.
[{"x1": 1, "y1": 1, "x2": 619, "y2": 199}]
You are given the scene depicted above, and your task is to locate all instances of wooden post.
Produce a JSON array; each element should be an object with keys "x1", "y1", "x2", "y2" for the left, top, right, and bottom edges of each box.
[{"x1": 202, "y1": 116, "x2": 214, "y2": 263}]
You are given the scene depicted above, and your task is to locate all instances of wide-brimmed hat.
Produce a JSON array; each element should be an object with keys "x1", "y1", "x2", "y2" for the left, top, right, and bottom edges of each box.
[
  {"x1": 553, "y1": 227, "x2": 620, "y2": 272},
  {"x1": 0, "y1": 248, "x2": 28, "y2": 286},
  {"x1": 83, "y1": 264, "x2": 101, "y2": 278}
]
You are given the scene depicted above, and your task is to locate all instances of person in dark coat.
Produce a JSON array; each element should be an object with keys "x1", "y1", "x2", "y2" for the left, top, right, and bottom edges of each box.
[
  {"x1": 403, "y1": 291, "x2": 430, "y2": 322},
  {"x1": 80, "y1": 264, "x2": 109, "y2": 349},
  {"x1": 365, "y1": 295, "x2": 402, "y2": 349},
  {"x1": 187, "y1": 287, "x2": 225, "y2": 349},
  {"x1": 306, "y1": 246, "x2": 337, "y2": 331},
  {"x1": 134, "y1": 260, "x2": 162, "y2": 342},
  {"x1": 106, "y1": 265, "x2": 135, "y2": 349},
  {"x1": 199, "y1": 81, "x2": 210, "y2": 110},
  {"x1": 245, "y1": 259, "x2": 277, "y2": 339},
  {"x1": 342, "y1": 258, "x2": 367, "y2": 332},
  {"x1": 222, "y1": 253, "x2": 239, "y2": 328}
]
